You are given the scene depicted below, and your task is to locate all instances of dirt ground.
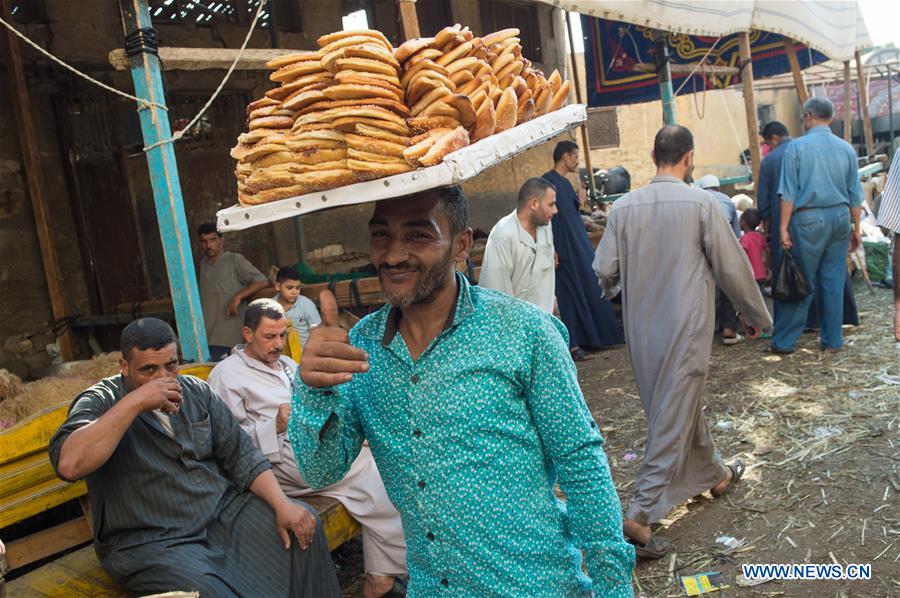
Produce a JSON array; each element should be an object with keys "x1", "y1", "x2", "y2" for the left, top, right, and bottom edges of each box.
[{"x1": 581, "y1": 281, "x2": 899, "y2": 597}]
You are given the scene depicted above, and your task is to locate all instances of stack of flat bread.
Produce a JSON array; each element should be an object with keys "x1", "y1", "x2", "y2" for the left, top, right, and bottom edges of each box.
[
  {"x1": 231, "y1": 50, "x2": 348, "y2": 205},
  {"x1": 312, "y1": 29, "x2": 414, "y2": 181},
  {"x1": 232, "y1": 25, "x2": 573, "y2": 206}
]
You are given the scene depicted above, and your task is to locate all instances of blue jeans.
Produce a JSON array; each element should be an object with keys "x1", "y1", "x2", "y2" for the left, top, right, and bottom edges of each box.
[{"x1": 772, "y1": 205, "x2": 850, "y2": 351}]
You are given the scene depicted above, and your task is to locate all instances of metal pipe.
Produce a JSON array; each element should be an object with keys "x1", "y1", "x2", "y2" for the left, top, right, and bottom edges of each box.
[
  {"x1": 654, "y1": 31, "x2": 676, "y2": 125},
  {"x1": 889, "y1": 64, "x2": 895, "y2": 158}
]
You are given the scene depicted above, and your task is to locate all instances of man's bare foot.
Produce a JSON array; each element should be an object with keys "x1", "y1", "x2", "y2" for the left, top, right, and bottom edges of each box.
[
  {"x1": 622, "y1": 517, "x2": 651, "y2": 545},
  {"x1": 362, "y1": 574, "x2": 400, "y2": 598},
  {"x1": 711, "y1": 466, "x2": 734, "y2": 496}
]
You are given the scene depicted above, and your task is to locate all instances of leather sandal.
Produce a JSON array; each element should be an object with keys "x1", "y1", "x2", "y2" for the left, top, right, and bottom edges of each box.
[
  {"x1": 626, "y1": 532, "x2": 673, "y2": 560},
  {"x1": 711, "y1": 459, "x2": 745, "y2": 497}
]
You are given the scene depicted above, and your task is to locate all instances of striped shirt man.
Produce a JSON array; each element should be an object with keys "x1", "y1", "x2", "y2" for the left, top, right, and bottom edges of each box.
[{"x1": 877, "y1": 158, "x2": 900, "y2": 234}]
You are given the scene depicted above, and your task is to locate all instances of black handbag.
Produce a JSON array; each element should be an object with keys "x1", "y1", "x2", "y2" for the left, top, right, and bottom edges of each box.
[{"x1": 772, "y1": 248, "x2": 810, "y2": 302}]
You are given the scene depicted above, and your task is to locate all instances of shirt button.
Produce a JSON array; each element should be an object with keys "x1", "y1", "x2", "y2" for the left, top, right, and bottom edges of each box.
[
  {"x1": 417, "y1": 479, "x2": 426, "y2": 490},
  {"x1": 323, "y1": 390, "x2": 334, "y2": 396},
  {"x1": 441, "y1": 578, "x2": 449, "y2": 587},
  {"x1": 413, "y1": 428, "x2": 422, "y2": 438},
  {"x1": 427, "y1": 532, "x2": 435, "y2": 541},
  {"x1": 410, "y1": 374, "x2": 420, "y2": 384}
]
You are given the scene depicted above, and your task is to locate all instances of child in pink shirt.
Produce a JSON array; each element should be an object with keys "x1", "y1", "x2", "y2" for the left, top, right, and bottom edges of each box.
[{"x1": 739, "y1": 208, "x2": 769, "y2": 294}]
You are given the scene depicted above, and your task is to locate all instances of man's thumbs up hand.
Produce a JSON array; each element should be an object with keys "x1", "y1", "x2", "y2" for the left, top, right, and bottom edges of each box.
[{"x1": 299, "y1": 290, "x2": 369, "y2": 388}]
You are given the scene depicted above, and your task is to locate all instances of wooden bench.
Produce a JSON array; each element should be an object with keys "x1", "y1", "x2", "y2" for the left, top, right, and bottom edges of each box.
[{"x1": 1, "y1": 358, "x2": 360, "y2": 597}]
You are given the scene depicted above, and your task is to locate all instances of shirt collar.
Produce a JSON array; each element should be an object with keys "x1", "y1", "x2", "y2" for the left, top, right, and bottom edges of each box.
[
  {"x1": 512, "y1": 211, "x2": 539, "y2": 248},
  {"x1": 651, "y1": 175, "x2": 688, "y2": 186},
  {"x1": 233, "y1": 344, "x2": 290, "y2": 377},
  {"x1": 356, "y1": 272, "x2": 475, "y2": 346},
  {"x1": 807, "y1": 125, "x2": 831, "y2": 135}
]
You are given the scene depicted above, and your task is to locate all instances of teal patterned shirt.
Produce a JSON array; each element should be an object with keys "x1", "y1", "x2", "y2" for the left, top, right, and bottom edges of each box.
[{"x1": 289, "y1": 274, "x2": 635, "y2": 597}]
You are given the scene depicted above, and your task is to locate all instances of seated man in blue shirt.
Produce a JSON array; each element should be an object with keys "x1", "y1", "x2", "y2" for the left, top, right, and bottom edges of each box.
[
  {"x1": 289, "y1": 186, "x2": 635, "y2": 597},
  {"x1": 773, "y1": 96, "x2": 864, "y2": 353}
]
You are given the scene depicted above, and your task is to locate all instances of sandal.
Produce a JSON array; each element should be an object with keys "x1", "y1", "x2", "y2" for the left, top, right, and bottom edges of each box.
[
  {"x1": 626, "y1": 532, "x2": 673, "y2": 560},
  {"x1": 570, "y1": 347, "x2": 594, "y2": 362},
  {"x1": 383, "y1": 577, "x2": 408, "y2": 597},
  {"x1": 711, "y1": 459, "x2": 745, "y2": 497},
  {"x1": 763, "y1": 345, "x2": 793, "y2": 355}
]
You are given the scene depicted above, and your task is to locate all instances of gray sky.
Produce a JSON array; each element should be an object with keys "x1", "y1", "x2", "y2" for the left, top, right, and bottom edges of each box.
[{"x1": 858, "y1": 0, "x2": 899, "y2": 47}]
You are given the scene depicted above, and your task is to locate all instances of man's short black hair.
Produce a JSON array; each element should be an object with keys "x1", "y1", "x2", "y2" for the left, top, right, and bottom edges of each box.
[
  {"x1": 518, "y1": 177, "x2": 555, "y2": 206},
  {"x1": 761, "y1": 121, "x2": 789, "y2": 139},
  {"x1": 197, "y1": 222, "x2": 220, "y2": 237},
  {"x1": 244, "y1": 299, "x2": 284, "y2": 332},
  {"x1": 433, "y1": 185, "x2": 468, "y2": 236},
  {"x1": 276, "y1": 266, "x2": 301, "y2": 283},
  {"x1": 653, "y1": 125, "x2": 694, "y2": 167},
  {"x1": 121, "y1": 318, "x2": 177, "y2": 360},
  {"x1": 741, "y1": 208, "x2": 762, "y2": 230},
  {"x1": 553, "y1": 140, "x2": 579, "y2": 163}
]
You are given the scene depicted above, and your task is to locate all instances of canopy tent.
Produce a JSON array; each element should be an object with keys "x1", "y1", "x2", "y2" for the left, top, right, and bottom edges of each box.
[
  {"x1": 539, "y1": 1, "x2": 871, "y2": 62},
  {"x1": 581, "y1": 21, "x2": 828, "y2": 108}
]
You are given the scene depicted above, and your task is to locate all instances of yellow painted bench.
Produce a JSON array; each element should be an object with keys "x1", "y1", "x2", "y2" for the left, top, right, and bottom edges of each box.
[{"x1": 1, "y1": 346, "x2": 361, "y2": 597}]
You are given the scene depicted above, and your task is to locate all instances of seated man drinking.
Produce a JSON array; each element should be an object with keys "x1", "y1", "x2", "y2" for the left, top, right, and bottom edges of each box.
[{"x1": 49, "y1": 318, "x2": 341, "y2": 597}]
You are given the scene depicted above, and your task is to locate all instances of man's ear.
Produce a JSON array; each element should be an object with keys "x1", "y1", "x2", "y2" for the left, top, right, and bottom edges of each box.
[
  {"x1": 454, "y1": 227, "x2": 474, "y2": 262},
  {"x1": 119, "y1": 356, "x2": 129, "y2": 378},
  {"x1": 650, "y1": 150, "x2": 658, "y2": 167},
  {"x1": 241, "y1": 326, "x2": 253, "y2": 344}
]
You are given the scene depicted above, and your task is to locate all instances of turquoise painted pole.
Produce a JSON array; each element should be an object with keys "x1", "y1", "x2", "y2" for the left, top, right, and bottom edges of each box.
[
  {"x1": 119, "y1": 0, "x2": 209, "y2": 362},
  {"x1": 654, "y1": 32, "x2": 677, "y2": 125}
]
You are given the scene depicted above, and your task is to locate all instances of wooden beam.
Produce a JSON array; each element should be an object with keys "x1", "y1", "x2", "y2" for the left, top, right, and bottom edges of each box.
[
  {"x1": 109, "y1": 47, "x2": 297, "y2": 71},
  {"x1": 634, "y1": 62, "x2": 740, "y2": 76},
  {"x1": 4, "y1": 516, "x2": 92, "y2": 571},
  {"x1": 0, "y1": 0, "x2": 76, "y2": 361},
  {"x1": 855, "y1": 50, "x2": 875, "y2": 157},
  {"x1": 398, "y1": 0, "x2": 420, "y2": 42},
  {"x1": 564, "y1": 11, "x2": 596, "y2": 200},
  {"x1": 737, "y1": 32, "x2": 761, "y2": 191},
  {"x1": 844, "y1": 60, "x2": 853, "y2": 142},
  {"x1": 783, "y1": 38, "x2": 809, "y2": 105}
]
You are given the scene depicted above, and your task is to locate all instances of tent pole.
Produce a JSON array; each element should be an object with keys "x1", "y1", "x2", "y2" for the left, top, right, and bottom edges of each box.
[
  {"x1": 1, "y1": 0, "x2": 76, "y2": 360},
  {"x1": 783, "y1": 38, "x2": 809, "y2": 105},
  {"x1": 854, "y1": 50, "x2": 875, "y2": 158},
  {"x1": 737, "y1": 32, "x2": 761, "y2": 190},
  {"x1": 119, "y1": 0, "x2": 209, "y2": 362},
  {"x1": 398, "y1": 0, "x2": 420, "y2": 41},
  {"x1": 653, "y1": 31, "x2": 676, "y2": 125},
  {"x1": 843, "y1": 61, "x2": 853, "y2": 142},
  {"x1": 889, "y1": 65, "x2": 895, "y2": 158},
  {"x1": 564, "y1": 11, "x2": 597, "y2": 201}
]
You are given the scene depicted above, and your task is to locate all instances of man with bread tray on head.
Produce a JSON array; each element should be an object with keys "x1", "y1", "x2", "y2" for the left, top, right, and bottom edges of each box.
[{"x1": 289, "y1": 185, "x2": 635, "y2": 597}]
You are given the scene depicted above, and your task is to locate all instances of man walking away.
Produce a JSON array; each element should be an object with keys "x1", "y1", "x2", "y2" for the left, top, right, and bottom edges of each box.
[
  {"x1": 594, "y1": 125, "x2": 771, "y2": 558},
  {"x1": 197, "y1": 223, "x2": 270, "y2": 361},
  {"x1": 772, "y1": 97, "x2": 863, "y2": 354},
  {"x1": 480, "y1": 177, "x2": 558, "y2": 312},
  {"x1": 544, "y1": 141, "x2": 623, "y2": 360}
]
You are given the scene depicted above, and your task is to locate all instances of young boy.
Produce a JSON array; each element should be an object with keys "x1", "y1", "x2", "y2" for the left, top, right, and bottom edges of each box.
[
  {"x1": 739, "y1": 209, "x2": 770, "y2": 295},
  {"x1": 273, "y1": 266, "x2": 321, "y2": 346}
]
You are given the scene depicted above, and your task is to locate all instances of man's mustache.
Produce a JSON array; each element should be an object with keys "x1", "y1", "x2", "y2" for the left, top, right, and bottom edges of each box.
[{"x1": 379, "y1": 263, "x2": 420, "y2": 274}]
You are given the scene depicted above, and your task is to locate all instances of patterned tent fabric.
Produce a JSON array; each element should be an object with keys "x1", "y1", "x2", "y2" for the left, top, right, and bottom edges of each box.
[
  {"x1": 581, "y1": 19, "x2": 829, "y2": 108},
  {"x1": 538, "y1": 1, "x2": 870, "y2": 62}
]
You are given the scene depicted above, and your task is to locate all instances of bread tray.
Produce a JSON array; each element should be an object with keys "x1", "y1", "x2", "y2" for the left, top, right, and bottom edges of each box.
[{"x1": 217, "y1": 104, "x2": 586, "y2": 232}]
